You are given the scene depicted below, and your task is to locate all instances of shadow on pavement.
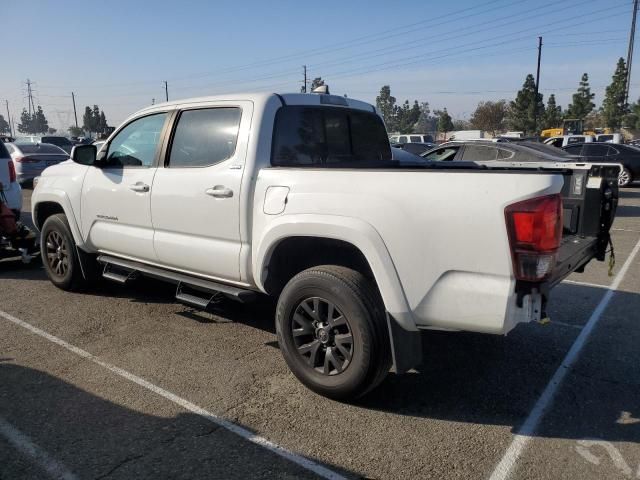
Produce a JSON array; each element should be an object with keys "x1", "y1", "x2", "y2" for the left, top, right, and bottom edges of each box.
[
  {"x1": 359, "y1": 283, "x2": 640, "y2": 445},
  {"x1": 0, "y1": 363, "x2": 354, "y2": 480}
]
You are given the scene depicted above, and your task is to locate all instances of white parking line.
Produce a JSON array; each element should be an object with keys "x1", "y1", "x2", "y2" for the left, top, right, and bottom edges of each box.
[
  {"x1": 0, "y1": 311, "x2": 346, "y2": 480},
  {"x1": 0, "y1": 416, "x2": 78, "y2": 480},
  {"x1": 561, "y1": 279, "x2": 608, "y2": 289},
  {"x1": 490, "y1": 236, "x2": 640, "y2": 480}
]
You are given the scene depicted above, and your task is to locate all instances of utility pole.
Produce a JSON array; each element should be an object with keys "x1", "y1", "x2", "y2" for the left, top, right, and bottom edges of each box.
[
  {"x1": 533, "y1": 36, "x2": 543, "y2": 133},
  {"x1": 5, "y1": 100, "x2": 12, "y2": 136},
  {"x1": 164, "y1": 81, "x2": 168, "y2": 102},
  {"x1": 301, "y1": 65, "x2": 308, "y2": 93},
  {"x1": 71, "y1": 92, "x2": 78, "y2": 128},
  {"x1": 26, "y1": 79, "x2": 35, "y2": 116},
  {"x1": 152, "y1": 98, "x2": 155, "y2": 105},
  {"x1": 626, "y1": 0, "x2": 639, "y2": 106}
]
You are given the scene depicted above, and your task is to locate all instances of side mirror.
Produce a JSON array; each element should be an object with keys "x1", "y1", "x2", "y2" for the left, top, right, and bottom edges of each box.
[{"x1": 70, "y1": 144, "x2": 97, "y2": 166}]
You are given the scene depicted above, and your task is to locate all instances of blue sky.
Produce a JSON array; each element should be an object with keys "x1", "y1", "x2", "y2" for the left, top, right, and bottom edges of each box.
[{"x1": 2, "y1": 0, "x2": 636, "y2": 131}]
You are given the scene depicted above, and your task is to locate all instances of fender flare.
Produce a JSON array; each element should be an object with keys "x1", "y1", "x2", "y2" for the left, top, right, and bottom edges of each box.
[
  {"x1": 32, "y1": 189, "x2": 87, "y2": 249},
  {"x1": 253, "y1": 214, "x2": 417, "y2": 331}
]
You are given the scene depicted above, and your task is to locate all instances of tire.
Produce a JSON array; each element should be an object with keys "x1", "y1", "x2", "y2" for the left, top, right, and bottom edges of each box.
[
  {"x1": 276, "y1": 265, "x2": 391, "y2": 400},
  {"x1": 40, "y1": 214, "x2": 90, "y2": 291},
  {"x1": 618, "y1": 167, "x2": 633, "y2": 187}
]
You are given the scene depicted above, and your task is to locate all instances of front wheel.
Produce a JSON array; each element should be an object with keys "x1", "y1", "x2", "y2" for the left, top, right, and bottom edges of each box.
[
  {"x1": 40, "y1": 214, "x2": 90, "y2": 291},
  {"x1": 276, "y1": 265, "x2": 391, "y2": 400},
  {"x1": 618, "y1": 167, "x2": 633, "y2": 187}
]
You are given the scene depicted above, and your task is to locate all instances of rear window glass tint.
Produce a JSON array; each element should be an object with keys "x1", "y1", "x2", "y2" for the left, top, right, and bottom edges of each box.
[
  {"x1": 17, "y1": 144, "x2": 66, "y2": 154},
  {"x1": 271, "y1": 106, "x2": 391, "y2": 167},
  {"x1": 0, "y1": 141, "x2": 9, "y2": 158}
]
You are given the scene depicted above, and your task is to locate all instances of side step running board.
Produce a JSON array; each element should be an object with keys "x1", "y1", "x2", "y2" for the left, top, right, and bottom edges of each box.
[
  {"x1": 102, "y1": 263, "x2": 137, "y2": 284},
  {"x1": 175, "y1": 282, "x2": 220, "y2": 309},
  {"x1": 97, "y1": 254, "x2": 256, "y2": 303}
]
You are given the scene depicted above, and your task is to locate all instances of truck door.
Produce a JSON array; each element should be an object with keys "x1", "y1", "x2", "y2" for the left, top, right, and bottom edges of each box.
[
  {"x1": 150, "y1": 102, "x2": 252, "y2": 282},
  {"x1": 81, "y1": 112, "x2": 170, "y2": 262}
]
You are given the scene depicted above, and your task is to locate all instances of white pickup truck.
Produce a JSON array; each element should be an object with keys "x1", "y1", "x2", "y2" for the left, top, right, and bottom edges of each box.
[{"x1": 31, "y1": 92, "x2": 619, "y2": 400}]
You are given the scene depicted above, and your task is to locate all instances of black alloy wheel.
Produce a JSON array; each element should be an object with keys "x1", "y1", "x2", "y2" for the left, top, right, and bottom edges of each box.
[
  {"x1": 45, "y1": 230, "x2": 70, "y2": 278},
  {"x1": 291, "y1": 297, "x2": 354, "y2": 376}
]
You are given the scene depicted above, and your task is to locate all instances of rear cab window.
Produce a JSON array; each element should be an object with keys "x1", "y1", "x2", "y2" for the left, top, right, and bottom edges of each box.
[{"x1": 271, "y1": 106, "x2": 391, "y2": 167}]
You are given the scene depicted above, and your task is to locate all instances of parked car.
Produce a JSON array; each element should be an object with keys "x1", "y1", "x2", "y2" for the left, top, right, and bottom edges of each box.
[
  {"x1": 420, "y1": 140, "x2": 574, "y2": 163},
  {"x1": 392, "y1": 142, "x2": 435, "y2": 155},
  {"x1": 1, "y1": 135, "x2": 16, "y2": 143},
  {"x1": 388, "y1": 133, "x2": 433, "y2": 144},
  {"x1": 0, "y1": 141, "x2": 22, "y2": 217},
  {"x1": 544, "y1": 135, "x2": 594, "y2": 148},
  {"x1": 6, "y1": 143, "x2": 69, "y2": 184},
  {"x1": 32, "y1": 91, "x2": 619, "y2": 400},
  {"x1": 595, "y1": 133, "x2": 622, "y2": 144},
  {"x1": 563, "y1": 142, "x2": 640, "y2": 187},
  {"x1": 16, "y1": 135, "x2": 75, "y2": 154}
]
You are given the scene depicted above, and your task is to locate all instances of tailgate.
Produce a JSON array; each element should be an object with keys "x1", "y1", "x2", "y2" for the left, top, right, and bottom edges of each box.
[{"x1": 541, "y1": 163, "x2": 619, "y2": 287}]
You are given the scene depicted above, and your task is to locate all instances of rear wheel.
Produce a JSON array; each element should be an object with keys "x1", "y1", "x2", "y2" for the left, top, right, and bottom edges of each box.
[
  {"x1": 40, "y1": 214, "x2": 90, "y2": 291},
  {"x1": 618, "y1": 167, "x2": 633, "y2": 187},
  {"x1": 276, "y1": 265, "x2": 391, "y2": 400}
]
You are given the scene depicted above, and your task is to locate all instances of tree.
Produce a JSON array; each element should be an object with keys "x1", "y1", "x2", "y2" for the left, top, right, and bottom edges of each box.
[
  {"x1": 0, "y1": 114, "x2": 9, "y2": 134},
  {"x1": 584, "y1": 110, "x2": 606, "y2": 132},
  {"x1": 18, "y1": 109, "x2": 33, "y2": 134},
  {"x1": 602, "y1": 57, "x2": 629, "y2": 129},
  {"x1": 507, "y1": 74, "x2": 544, "y2": 134},
  {"x1": 310, "y1": 77, "x2": 325, "y2": 91},
  {"x1": 470, "y1": 100, "x2": 507, "y2": 136},
  {"x1": 376, "y1": 85, "x2": 397, "y2": 131},
  {"x1": 32, "y1": 106, "x2": 49, "y2": 134},
  {"x1": 415, "y1": 102, "x2": 436, "y2": 133},
  {"x1": 98, "y1": 111, "x2": 108, "y2": 134},
  {"x1": 452, "y1": 119, "x2": 471, "y2": 131},
  {"x1": 542, "y1": 94, "x2": 563, "y2": 129},
  {"x1": 83, "y1": 106, "x2": 94, "y2": 134},
  {"x1": 436, "y1": 108, "x2": 454, "y2": 139},
  {"x1": 68, "y1": 125, "x2": 84, "y2": 137},
  {"x1": 566, "y1": 73, "x2": 595, "y2": 119},
  {"x1": 623, "y1": 98, "x2": 640, "y2": 130}
]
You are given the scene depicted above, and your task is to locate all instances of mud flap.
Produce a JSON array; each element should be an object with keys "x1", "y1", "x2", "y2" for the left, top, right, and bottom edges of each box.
[{"x1": 386, "y1": 314, "x2": 423, "y2": 373}]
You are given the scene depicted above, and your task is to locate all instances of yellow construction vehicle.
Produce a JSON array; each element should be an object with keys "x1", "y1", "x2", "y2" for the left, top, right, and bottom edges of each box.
[{"x1": 541, "y1": 118, "x2": 612, "y2": 138}]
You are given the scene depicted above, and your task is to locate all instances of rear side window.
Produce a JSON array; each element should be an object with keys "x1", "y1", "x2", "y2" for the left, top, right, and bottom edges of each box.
[
  {"x1": 398, "y1": 136, "x2": 408, "y2": 143},
  {"x1": 271, "y1": 106, "x2": 391, "y2": 167},
  {"x1": 461, "y1": 145, "x2": 498, "y2": 161},
  {"x1": 567, "y1": 136, "x2": 584, "y2": 144},
  {"x1": 564, "y1": 145, "x2": 583, "y2": 155},
  {"x1": 584, "y1": 144, "x2": 609, "y2": 156},
  {"x1": 409, "y1": 135, "x2": 421, "y2": 142},
  {"x1": 168, "y1": 108, "x2": 241, "y2": 168},
  {"x1": 0, "y1": 142, "x2": 9, "y2": 158}
]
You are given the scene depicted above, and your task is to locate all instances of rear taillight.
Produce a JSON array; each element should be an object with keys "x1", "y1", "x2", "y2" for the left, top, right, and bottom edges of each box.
[
  {"x1": 505, "y1": 194, "x2": 563, "y2": 282},
  {"x1": 8, "y1": 160, "x2": 16, "y2": 183},
  {"x1": 14, "y1": 156, "x2": 38, "y2": 163}
]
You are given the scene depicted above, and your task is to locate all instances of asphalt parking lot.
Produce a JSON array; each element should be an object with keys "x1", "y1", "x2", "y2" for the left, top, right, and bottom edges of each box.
[{"x1": 1, "y1": 186, "x2": 639, "y2": 480}]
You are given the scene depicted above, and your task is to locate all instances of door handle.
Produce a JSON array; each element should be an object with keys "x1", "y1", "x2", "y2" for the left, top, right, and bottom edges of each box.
[
  {"x1": 129, "y1": 182, "x2": 150, "y2": 193},
  {"x1": 205, "y1": 186, "x2": 233, "y2": 198}
]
